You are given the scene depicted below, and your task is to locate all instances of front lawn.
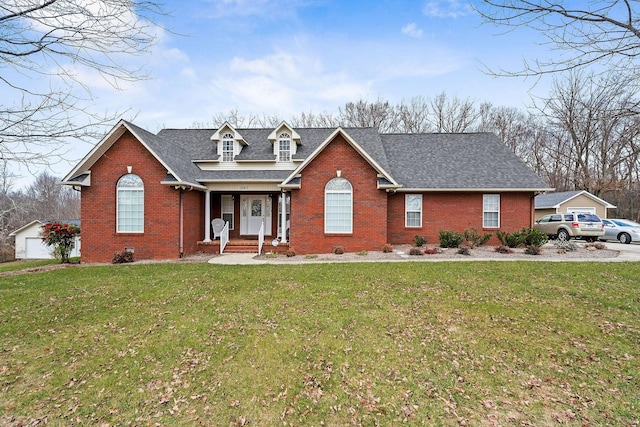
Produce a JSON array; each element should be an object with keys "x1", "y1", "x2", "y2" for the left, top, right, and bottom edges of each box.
[{"x1": 1, "y1": 261, "x2": 638, "y2": 425}]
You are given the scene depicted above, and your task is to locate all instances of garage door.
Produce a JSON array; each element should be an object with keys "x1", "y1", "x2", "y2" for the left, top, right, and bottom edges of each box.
[{"x1": 25, "y1": 237, "x2": 54, "y2": 259}]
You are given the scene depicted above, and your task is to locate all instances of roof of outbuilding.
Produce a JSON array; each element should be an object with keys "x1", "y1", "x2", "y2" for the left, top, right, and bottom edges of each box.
[{"x1": 534, "y1": 190, "x2": 616, "y2": 209}]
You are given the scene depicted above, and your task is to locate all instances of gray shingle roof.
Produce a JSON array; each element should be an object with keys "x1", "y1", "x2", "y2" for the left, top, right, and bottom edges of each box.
[
  {"x1": 534, "y1": 190, "x2": 584, "y2": 208},
  {"x1": 69, "y1": 121, "x2": 551, "y2": 192},
  {"x1": 380, "y1": 133, "x2": 550, "y2": 190}
]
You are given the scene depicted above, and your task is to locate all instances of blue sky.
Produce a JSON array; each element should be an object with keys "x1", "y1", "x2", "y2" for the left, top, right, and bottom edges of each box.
[
  {"x1": 12, "y1": 0, "x2": 556, "y2": 187},
  {"x1": 113, "y1": 0, "x2": 551, "y2": 129}
]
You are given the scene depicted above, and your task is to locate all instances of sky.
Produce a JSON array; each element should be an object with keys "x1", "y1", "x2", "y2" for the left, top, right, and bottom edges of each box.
[{"x1": 9, "y1": 0, "x2": 557, "y2": 189}]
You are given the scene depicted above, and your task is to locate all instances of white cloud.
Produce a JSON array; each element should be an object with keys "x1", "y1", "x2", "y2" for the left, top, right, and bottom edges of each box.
[
  {"x1": 402, "y1": 23, "x2": 423, "y2": 38},
  {"x1": 423, "y1": 0, "x2": 473, "y2": 18}
]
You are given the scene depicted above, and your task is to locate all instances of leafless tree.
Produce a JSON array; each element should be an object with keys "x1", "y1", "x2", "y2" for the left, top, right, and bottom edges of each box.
[
  {"x1": 1, "y1": 0, "x2": 165, "y2": 170},
  {"x1": 538, "y1": 71, "x2": 640, "y2": 201},
  {"x1": 338, "y1": 98, "x2": 395, "y2": 132},
  {"x1": 429, "y1": 92, "x2": 480, "y2": 133},
  {"x1": 476, "y1": 1, "x2": 640, "y2": 77}
]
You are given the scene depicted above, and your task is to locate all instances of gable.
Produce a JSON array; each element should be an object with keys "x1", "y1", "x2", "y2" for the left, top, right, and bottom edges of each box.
[{"x1": 281, "y1": 128, "x2": 399, "y2": 190}]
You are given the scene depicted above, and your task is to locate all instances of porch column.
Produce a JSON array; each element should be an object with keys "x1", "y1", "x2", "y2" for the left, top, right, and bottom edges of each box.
[
  {"x1": 280, "y1": 191, "x2": 287, "y2": 243},
  {"x1": 204, "y1": 190, "x2": 211, "y2": 242}
]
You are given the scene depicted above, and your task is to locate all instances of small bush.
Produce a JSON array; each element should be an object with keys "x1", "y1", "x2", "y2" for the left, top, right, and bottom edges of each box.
[
  {"x1": 423, "y1": 248, "x2": 440, "y2": 255},
  {"x1": 462, "y1": 228, "x2": 492, "y2": 248},
  {"x1": 523, "y1": 227, "x2": 548, "y2": 247},
  {"x1": 496, "y1": 230, "x2": 526, "y2": 248},
  {"x1": 304, "y1": 254, "x2": 318, "y2": 259},
  {"x1": 265, "y1": 252, "x2": 278, "y2": 258},
  {"x1": 552, "y1": 239, "x2": 578, "y2": 252},
  {"x1": 382, "y1": 243, "x2": 394, "y2": 253},
  {"x1": 413, "y1": 235, "x2": 427, "y2": 247},
  {"x1": 495, "y1": 245, "x2": 513, "y2": 254},
  {"x1": 356, "y1": 250, "x2": 368, "y2": 256},
  {"x1": 333, "y1": 245, "x2": 345, "y2": 255},
  {"x1": 439, "y1": 230, "x2": 464, "y2": 248},
  {"x1": 409, "y1": 247, "x2": 423, "y2": 256},
  {"x1": 112, "y1": 251, "x2": 134, "y2": 264},
  {"x1": 457, "y1": 246, "x2": 471, "y2": 255},
  {"x1": 286, "y1": 249, "x2": 297, "y2": 257},
  {"x1": 524, "y1": 245, "x2": 542, "y2": 255}
]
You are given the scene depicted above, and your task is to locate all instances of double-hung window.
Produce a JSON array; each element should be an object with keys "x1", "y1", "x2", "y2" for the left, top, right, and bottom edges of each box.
[
  {"x1": 325, "y1": 177, "x2": 352, "y2": 233},
  {"x1": 405, "y1": 194, "x2": 422, "y2": 227},
  {"x1": 222, "y1": 133, "x2": 234, "y2": 162},
  {"x1": 278, "y1": 133, "x2": 291, "y2": 162},
  {"x1": 117, "y1": 174, "x2": 144, "y2": 232},
  {"x1": 483, "y1": 194, "x2": 500, "y2": 228}
]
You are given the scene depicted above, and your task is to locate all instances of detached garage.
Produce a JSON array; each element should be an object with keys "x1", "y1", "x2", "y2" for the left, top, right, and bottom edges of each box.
[{"x1": 9, "y1": 220, "x2": 81, "y2": 260}]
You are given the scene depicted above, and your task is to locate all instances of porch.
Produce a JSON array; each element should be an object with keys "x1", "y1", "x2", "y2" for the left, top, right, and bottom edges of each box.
[{"x1": 197, "y1": 238, "x2": 290, "y2": 255}]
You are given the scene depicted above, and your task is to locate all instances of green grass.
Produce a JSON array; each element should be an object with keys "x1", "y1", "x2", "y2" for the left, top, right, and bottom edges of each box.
[
  {"x1": 1, "y1": 261, "x2": 638, "y2": 425},
  {"x1": 0, "y1": 259, "x2": 59, "y2": 273}
]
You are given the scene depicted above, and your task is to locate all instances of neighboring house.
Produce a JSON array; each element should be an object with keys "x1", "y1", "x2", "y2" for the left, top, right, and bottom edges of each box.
[
  {"x1": 9, "y1": 220, "x2": 81, "y2": 260},
  {"x1": 534, "y1": 190, "x2": 616, "y2": 220},
  {"x1": 62, "y1": 120, "x2": 552, "y2": 263}
]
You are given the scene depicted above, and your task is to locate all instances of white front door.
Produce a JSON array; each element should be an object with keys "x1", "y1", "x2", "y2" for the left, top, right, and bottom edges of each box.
[{"x1": 240, "y1": 195, "x2": 272, "y2": 235}]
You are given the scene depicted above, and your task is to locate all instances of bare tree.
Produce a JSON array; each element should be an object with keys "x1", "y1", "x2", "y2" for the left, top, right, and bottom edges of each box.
[
  {"x1": 429, "y1": 92, "x2": 480, "y2": 133},
  {"x1": 1, "y1": 0, "x2": 165, "y2": 170},
  {"x1": 476, "y1": 1, "x2": 640, "y2": 76},
  {"x1": 338, "y1": 98, "x2": 395, "y2": 132},
  {"x1": 538, "y1": 71, "x2": 640, "y2": 198}
]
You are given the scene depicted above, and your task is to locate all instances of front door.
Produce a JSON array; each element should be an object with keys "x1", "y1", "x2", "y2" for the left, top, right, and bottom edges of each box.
[{"x1": 240, "y1": 195, "x2": 272, "y2": 235}]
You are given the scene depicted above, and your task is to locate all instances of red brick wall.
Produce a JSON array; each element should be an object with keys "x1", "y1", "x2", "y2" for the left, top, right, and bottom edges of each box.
[
  {"x1": 289, "y1": 134, "x2": 388, "y2": 254},
  {"x1": 81, "y1": 130, "x2": 197, "y2": 262},
  {"x1": 387, "y1": 191, "x2": 536, "y2": 246}
]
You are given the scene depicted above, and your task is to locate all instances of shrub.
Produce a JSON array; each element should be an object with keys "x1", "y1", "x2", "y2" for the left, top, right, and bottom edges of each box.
[
  {"x1": 524, "y1": 245, "x2": 542, "y2": 255},
  {"x1": 304, "y1": 254, "x2": 318, "y2": 259},
  {"x1": 413, "y1": 235, "x2": 427, "y2": 247},
  {"x1": 286, "y1": 249, "x2": 297, "y2": 257},
  {"x1": 333, "y1": 245, "x2": 345, "y2": 255},
  {"x1": 112, "y1": 251, "x2": 134, "y2": 264},
  {"x1": 409, "y1": 247, "x2": 423, "y2": 256},
  {"x1": 40, "y1": 221, "x2": 80, "y2": 264},
  {"x1": 382, "y1": 243, "x2": 394, "y2": 253},
  {"x1": 423, "y1": 248, "x2": 440, "y2": 255},
  {"x1": 523, "y1": 227, "x2": 548, "y2": 247},
  {"x1": 462, "y1": 228, "x2": 492, "y2": 248},
  {"x1": 552, "y1": 239, "x2": 578, "y2": 252},
  {"x1": 457, "y1": 246, "x2": 471, "y2": 255},
  {"x1": 495, "y1": 245, "x2": 513, "y2": 254},
  {"x1": 356, "y1": 250, "x2": 368, "y2": 256},
  {"x1": 496, "y1": 230, "x2": 526, "y2": 248},
  {"x1": 439, "y1": 230, "x2": 464, "y2": 248}
]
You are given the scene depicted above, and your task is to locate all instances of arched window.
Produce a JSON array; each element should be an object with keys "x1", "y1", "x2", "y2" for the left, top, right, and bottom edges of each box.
[
  {"x1": 117, "y1": 174, "x2": 144, "y2": 232},
  {"x1": 278, "y1": 132, "x2": 291, "y2": 162},
  {"x1": 325, "y1": 177, "x2": 352, "y2": 233},
  {"x1": 222, "y1": 133, "x2": 234, "y2": 162}
]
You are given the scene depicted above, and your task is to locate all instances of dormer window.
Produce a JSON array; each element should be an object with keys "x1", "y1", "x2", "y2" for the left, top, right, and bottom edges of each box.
[
  {"x1": 222, "y1": 133, "x2": 234, "y2": 162},
  {"x1": 278, "y1": 133, "x2": 291, "y2": 162},
  {"x1": 211, "y1": 123, "x2": 247, "y2": 162}
]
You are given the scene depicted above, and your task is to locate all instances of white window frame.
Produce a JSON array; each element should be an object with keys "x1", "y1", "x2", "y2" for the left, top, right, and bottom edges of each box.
[
  {"x1": 278, "y1": 132, "x2": 291, "y2": 162},
  {"x1": 221, "y1": 195, "x2": 234, "y2": 230},
  {"x1": 222, "y1": 133, "x2": 234, "y2": 162},
  {"x1": 405, "y1": 194, "x2": 422, "y2": 228},
  {"x1": 116, "y1": 174, "x2": 144, "y2": 233},
  {"x1": 325, "y1": 177, "x2": 353, "y2": 234},
  {"x1": 483, "y1": 194, "x2": 500, "y2": 228}
]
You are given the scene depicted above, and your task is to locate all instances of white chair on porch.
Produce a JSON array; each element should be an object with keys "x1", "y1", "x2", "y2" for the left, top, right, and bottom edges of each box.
[{"x1": 211, "y1": 218, "x2": 225, "y2": 240}]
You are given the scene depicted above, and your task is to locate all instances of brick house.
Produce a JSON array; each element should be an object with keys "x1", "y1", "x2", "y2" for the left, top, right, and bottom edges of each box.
[{"x1": 62, "y1": 120, "x2": 552, "y2": 262}]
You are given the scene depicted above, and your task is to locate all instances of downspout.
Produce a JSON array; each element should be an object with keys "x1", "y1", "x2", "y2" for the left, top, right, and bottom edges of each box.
[{"x1": 179, "y1": 189, "x2": 184, "y2": 258}]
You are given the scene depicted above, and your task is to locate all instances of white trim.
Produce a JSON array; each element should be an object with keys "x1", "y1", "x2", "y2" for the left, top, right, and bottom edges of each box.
[{"x1": 281, "y1": 127, "x2": 400, "y2": 189}]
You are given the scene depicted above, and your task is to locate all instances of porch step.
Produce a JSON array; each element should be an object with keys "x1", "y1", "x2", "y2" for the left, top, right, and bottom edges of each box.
[{"x1": 224, "y1": 241, "x2": 259, "y2": 254}]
